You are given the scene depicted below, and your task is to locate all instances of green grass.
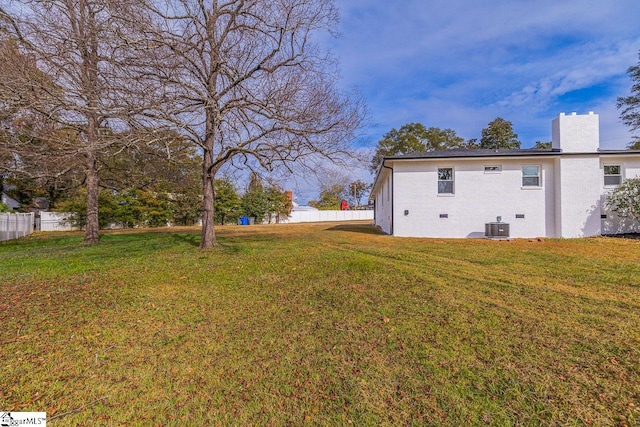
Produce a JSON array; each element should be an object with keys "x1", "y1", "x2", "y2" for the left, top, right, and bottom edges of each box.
[{"x1": 1, "y1": 223, "x2": 639, "y2": 425}]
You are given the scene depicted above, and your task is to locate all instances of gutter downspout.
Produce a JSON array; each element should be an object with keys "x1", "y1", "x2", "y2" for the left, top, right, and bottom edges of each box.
[{"x1": 382, "y1": 163, "x2": 393, "y2": 235}]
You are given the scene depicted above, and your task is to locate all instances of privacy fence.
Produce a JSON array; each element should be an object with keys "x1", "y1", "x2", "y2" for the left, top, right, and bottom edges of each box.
[
  {"x1": 284, "y1": 209, "x2": 374, "y2": 223},
  {"x1": 0, "y1": 212, "x2": 35, "y2": 242},
  {"x1": 40, "y1": 212, "x2": 77, "y2": 232}
]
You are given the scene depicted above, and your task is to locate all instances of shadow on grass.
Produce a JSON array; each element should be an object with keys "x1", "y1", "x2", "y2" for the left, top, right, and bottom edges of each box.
[
  {"x1": 169, "y1": 233, "x2": 201, "y2": 247},
  {"x1": 325, "y1": 223, "x2": 385, "y2": 235},
  {"x1": 168, "y1": 233, "x2": 248, "y2": 254},
  {"x1": 603, "y1": 233, "x2": 640, "y2": 240}
]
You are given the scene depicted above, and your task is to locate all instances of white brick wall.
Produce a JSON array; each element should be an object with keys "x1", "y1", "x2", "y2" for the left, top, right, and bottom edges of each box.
[
  {"x1": 552, "y1": 112, "x2": 599, "y2": 153},
  {"x1": 554, "y1": 156, "x2": 602, "y2": 237},
  {"x1": 391, "y1": 158, "x2": 555, "y2": 238},
  {"x1": 373, "y1": 168, "x2": 393, "y2": 234}
]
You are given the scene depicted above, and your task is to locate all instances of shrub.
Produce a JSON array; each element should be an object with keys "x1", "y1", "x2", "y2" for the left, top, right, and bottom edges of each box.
[{"x1": 606, "y1": 177, "x2": 640, "y2": 223}]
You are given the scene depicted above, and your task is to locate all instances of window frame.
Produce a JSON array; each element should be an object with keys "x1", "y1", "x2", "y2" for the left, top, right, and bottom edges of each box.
[
  {"x1": 521, "y1": 165, "x2": 541, "y2": 188},
  {"x1": 387, "y1": 175, "x2": 391, "y2": 201},
  {"x1": 603, "y1": 164, "x2": 622, "y2": 187},
  {"x1": 437, "y1": 167, "x2": 455, "y2": 195},
  {"x1": 484, "y1": 165, "x2": 502, "y2": 173}
]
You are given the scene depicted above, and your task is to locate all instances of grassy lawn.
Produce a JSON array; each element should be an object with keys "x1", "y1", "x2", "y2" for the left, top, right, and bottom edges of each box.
[{"x1": 1, "y1": 222, "x2": 639, "y2": 426}]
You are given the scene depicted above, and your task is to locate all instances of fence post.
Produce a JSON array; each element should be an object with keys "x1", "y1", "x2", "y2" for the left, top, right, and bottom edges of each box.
[
  {"x1": 10, "y1": 213, "x2": 16, "y2": 239},
  {"x1": 0, "y1": 213, "x2": 7, "y2": 241}
]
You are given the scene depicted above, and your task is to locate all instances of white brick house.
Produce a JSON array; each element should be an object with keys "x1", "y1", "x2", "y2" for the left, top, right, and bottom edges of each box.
[{"x1": 370, "y1": 112, "x2": 640, "y2": 238}]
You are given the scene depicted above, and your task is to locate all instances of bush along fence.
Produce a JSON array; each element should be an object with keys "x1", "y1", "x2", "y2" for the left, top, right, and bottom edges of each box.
[{"x1": 0, "y1": 212, "x2": 35, "y2": 242}]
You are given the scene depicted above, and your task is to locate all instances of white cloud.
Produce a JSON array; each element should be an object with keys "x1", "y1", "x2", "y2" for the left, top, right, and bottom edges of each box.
[
  {"x1": 322, "y1": 0, "x2": 640, "y2": 151},
  {"x1": 495, "y1": 39, "x2": 639, "y2": 109}
]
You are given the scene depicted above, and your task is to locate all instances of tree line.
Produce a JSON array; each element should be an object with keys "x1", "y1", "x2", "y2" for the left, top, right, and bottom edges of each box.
[
  {"x1": 369, "y1": 117, "x2": 552, "y2": 172},
  {"x1": 1, "y1": 139, "x2": 292, "y2": 227},
  {"x1": 0, "y1": 0, "x2": 364, "y2": 248},
  {"x1": 58, "y1": 173, "x2": 292, "y2": 229}
]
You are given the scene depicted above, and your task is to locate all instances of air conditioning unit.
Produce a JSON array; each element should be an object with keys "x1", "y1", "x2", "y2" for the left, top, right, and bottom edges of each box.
[{"x1": 485, "y1": 217, "x2": 510, "y2": 238}]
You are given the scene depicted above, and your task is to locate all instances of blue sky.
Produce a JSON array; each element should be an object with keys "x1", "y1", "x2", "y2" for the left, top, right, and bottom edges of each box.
[
  {"x1": 330, "y1": 0, "x2": 640, "y2": 148},
  {"x1": 288, "y1": 0, "x2": 640, "y2": 203}
]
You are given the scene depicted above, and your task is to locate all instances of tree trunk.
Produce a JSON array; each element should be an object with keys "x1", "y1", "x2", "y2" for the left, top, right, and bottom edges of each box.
[
  {"x1": 200, "y1": 146, "x2": 216, "y2": 249},
  {"x1": 81, "y1": 2, "x2": 101, "y2": 245},
  {"x1": 83, "y1": 150, "x2": 100, "y2": 244}
]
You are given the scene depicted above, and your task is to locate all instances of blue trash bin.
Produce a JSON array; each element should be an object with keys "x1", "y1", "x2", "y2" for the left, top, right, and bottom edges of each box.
[{"x1": 240, "y1": 216, "x2": 249, "y2": 225}]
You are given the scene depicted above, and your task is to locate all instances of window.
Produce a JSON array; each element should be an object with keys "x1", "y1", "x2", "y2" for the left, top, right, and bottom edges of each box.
[
  {"x1": 438, "y1": 168, "x2": 454, "y2": 194},
  {"x1": 484, "y1": 165, "x2": 502, "y2": 173},
  {"x1": 522, "y1": 166, "x2": 540, "y2": 187},
  {"x1": 604, "y1": 165, "x2": 622, "y2": 186},
  {"x1": 387, "y1": 176, "x2": 391, "y2": 201}
]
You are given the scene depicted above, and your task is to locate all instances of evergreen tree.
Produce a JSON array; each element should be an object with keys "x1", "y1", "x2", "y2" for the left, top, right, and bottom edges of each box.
[
  {"x1": 265, "y1": 185, "x2": 293, "y2": 223},
  {"x1": 241, "y1": 173, "x2": 270, "y2": 223},
  {"x1": 618, "y1": 51, "x2": 640, "y2": 148},
  {"x1": 370, "y1": 123, "x2": 466, "y2": 172},
  {"x1": 479, "y1": 118, "x2": 521, "y2": 150},
  {"x1": 214, "y1": 179, "x2": 241, "y2": 225},
  {"x1": 533, "y1": 141, "x2": 552, "y2": 150}
]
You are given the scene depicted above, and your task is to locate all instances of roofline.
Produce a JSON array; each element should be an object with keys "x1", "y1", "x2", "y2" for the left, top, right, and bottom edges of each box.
[
  {"x1": 598, "y1": 149, "x2": 640, "y2": 155},
  {"x1": 383, "y1": 149, "x2": 640, "y2": 161},
  {"x1": 370, "y1": 160, "x2": 389, "y2": 197}
]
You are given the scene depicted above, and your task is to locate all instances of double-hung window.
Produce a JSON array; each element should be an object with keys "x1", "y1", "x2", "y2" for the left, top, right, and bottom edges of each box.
[
  {"x1": 522, "y1": 166, "x2": 540, "y2": 187},
  {"x1": 438, "y1": 168, "x2": 454, "y2": 194},
  {"x1": 604, "y1": 165, "x2": 622, "y2": 186}
]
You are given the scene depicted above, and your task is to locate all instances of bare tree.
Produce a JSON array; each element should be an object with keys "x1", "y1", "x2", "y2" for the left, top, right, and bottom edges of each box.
[
  {"x1": 136, "y1": 0, "x2": 365, "y2": 248},
  {"x1": 348, "y1": 180, "x2": 369, "y2": 209},
  {"x1": 0, "y1": 40, "x2": 87, "y2": 203},
  {"x1": 0, "y1": 1, "x2": 149, "y2": 243},
  {"x1": 308, "y1": 166, "x2": 350, "y2": 210}
]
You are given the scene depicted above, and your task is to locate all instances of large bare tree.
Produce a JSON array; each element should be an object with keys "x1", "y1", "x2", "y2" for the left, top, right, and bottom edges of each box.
[
  {"x1": 0, "y1": 40, "x2": 86, "y2": 202},
  {"x1": 0, "y1": 0, "x2": 148, "y2": 243},
  {"x1": 137, "y1": 0, "x2": 364, "y2": 248}
]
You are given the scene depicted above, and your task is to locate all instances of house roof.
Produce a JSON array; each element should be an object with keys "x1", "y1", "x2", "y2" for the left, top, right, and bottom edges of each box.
[
  {"x1": 1, "y1": 192, "x2": 20, "y2": 210},
  {"x1": 33, "y1": 197, "x2": 50, "y2": 211},
  {"x1": 384, "y1": 148, "x2": 640, "y2": 160}
]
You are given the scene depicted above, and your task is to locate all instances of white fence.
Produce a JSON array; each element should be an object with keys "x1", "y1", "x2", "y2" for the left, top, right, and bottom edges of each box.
[
  {"x1": 284, "y1": 209, "x2": 373, "y2": 223},
  {"x1": 40, "y1": 212, "x2": 78, "y2": 231},
  {"x1": 0, "y1": 212, "x2": 35, "y2": 242},
  {"x1": 1, "y1": 210, "x2": 373, "y2": 237}
]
